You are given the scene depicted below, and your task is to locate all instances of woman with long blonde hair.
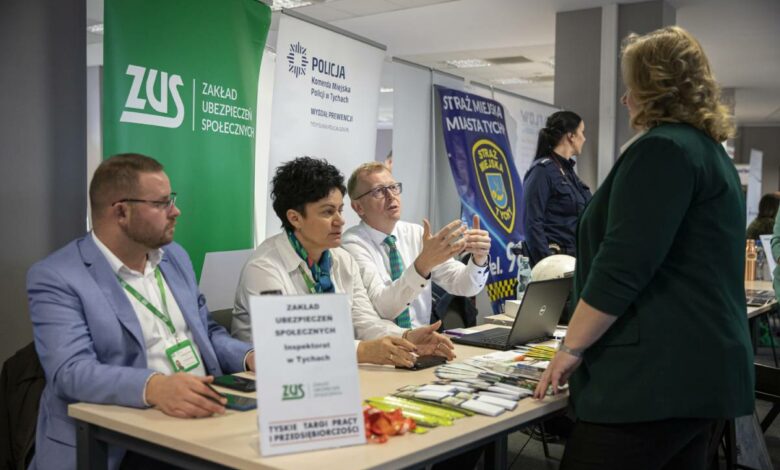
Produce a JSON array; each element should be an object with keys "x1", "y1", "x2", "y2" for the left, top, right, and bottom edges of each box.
[{"x1": 534, "y1": 26, "x2": 753, "y2": 469}]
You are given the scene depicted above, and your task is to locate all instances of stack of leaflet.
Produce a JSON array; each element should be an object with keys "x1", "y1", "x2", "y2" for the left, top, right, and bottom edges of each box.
[
  {"x1": 464, "y1": 345, "x2": 557, "y2": 381},
  {"x1": 436, "y1": 362, "x2": 541, "y2": 393},
  {"x1": 386, "y1": 363, "x2": 532, "y2": 416},
  {"x1": 364, "y1": 342, "x2": 563, "y2": 429},
  {"x1": 393, "y1": 376, "x2": 529, "y2": 417}
]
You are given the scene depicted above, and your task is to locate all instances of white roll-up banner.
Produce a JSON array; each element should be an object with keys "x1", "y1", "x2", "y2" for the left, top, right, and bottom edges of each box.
[
  {"x1": 493, "y1": 91, "x2": 559, "y2": 178},
  {"x1": 266, "y1": 14, "x2": 385, "y2": 233}
]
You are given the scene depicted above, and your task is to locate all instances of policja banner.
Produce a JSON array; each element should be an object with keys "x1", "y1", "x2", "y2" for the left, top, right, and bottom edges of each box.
[
  {"x1": 103, "y1": 0, "x2": 271, "y2": 277},
  {"x1": 435, "y1": 85, "x2": 525, "y2": 313},
  {"x1": 266, "y1": 13, "x2": 385, "y2": 233}
]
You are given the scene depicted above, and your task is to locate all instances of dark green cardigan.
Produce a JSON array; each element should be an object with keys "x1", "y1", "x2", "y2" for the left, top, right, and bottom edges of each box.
[{"x1": 570, "y1": 123, "x2": 754, "y2": 423}]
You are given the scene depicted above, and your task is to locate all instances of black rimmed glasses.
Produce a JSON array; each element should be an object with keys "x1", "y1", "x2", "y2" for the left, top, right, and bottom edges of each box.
[
  {"x1": 113, "y1": 193, "x2": 178, "y2": 211},
  {"x1": 354, "y1": 183, "x2": 403, "y2": 200}
]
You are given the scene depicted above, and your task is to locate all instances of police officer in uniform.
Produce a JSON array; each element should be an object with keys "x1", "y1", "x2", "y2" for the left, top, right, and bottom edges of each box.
[{"x1": 523, "y1": 111, "x2": 592, "y2": 267}]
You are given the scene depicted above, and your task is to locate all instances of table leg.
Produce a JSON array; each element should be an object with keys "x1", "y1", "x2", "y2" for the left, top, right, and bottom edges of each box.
[
  {"x1": 750, "y1": 317, "x2": 759, "y2": 355},
  {"x1": 764, "y1": 314, "x2": 778, "y2": 367},
  {"x1": 484, "y1": 434, "x2": 508, "y2": 470},
  {"x1": 77, "y1": 421, "x2": 108, "y2": 470},
  {"x1": 735, "y1": 413, "x2": 774, "y2": 470}
]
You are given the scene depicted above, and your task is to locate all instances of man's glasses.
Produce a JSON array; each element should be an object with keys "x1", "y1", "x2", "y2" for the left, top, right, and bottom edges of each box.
[
  {"x1": 354, "y1": 183, "x2": 403, "y2": 200},
  {"x1": 113, "y1": 193, "x2": 177, "y2": 211}
]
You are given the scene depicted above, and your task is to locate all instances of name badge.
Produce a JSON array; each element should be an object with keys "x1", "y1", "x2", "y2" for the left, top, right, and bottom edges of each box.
[{"x1": 165, "y1": 338, "x2": 201, "y2": 372}]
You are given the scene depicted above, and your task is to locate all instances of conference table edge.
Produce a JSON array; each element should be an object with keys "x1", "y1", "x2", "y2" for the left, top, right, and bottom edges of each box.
[{"x1": 70, "y1": 393, "x2": 567, "y2": 469}]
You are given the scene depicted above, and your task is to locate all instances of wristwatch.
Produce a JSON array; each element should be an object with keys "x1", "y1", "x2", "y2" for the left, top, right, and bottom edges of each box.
[{"x1": 558, "y1": 342, "x2": 585, "y2": 358}]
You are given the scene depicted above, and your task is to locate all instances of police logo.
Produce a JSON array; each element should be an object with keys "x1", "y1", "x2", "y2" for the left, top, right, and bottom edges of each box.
[
  {"x1": 472, "y1": 139, "x2": 515, "y2": 233},
  {"x1": 286, "y1": 42, "x2": 309, "y2": 78}
]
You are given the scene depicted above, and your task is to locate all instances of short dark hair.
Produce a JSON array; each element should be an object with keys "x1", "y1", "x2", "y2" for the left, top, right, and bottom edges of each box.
[
  {"x1": 89, "y1": 154, "x2": 164, "y2": 214},
  {"x1": 534, "y1": 110, "x2": 583, "y2": 159},
  {"x1": 271, "y1": 157, "x2": 346, "y2": 231},
  {"x1": 758, "y1": 193, "x2": 780, "y2": 219}
]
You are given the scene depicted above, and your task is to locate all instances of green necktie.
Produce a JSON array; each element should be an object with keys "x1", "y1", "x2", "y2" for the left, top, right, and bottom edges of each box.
[{"x1": 384, "y1": 235, "x2": 412, "y2": 328}]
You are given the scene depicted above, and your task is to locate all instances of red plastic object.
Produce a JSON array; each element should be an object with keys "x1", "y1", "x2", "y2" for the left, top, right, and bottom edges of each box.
[{"x1": 363, "y1": 405, "x2": 416, "y2": 444}]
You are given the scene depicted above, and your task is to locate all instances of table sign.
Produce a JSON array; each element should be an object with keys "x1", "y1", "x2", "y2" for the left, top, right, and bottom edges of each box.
[{"x1": 250, "y1": 294, "x2": 365, "y2": 456}]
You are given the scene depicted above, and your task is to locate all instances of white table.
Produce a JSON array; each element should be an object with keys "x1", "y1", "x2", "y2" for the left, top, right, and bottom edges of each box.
[{"x1": 70, "y1": 343, "x2": 567, "y2": 469}]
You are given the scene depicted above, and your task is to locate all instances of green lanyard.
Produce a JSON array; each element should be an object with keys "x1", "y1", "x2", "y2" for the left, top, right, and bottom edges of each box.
[
  {"x1": 297, "y1": 265, "x2": 317, "y2": 294},
  {"x1": 117, "y1": 268, "x2": 175, "y2": 335}
]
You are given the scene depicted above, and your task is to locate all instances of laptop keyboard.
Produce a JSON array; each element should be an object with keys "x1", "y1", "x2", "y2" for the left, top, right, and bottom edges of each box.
[
  {"x1": 470, "y1": 329, "x2": 554, "y2": 348},
  {"x1": 479, "y1": 330, "x2": 510, "y2": 345}
]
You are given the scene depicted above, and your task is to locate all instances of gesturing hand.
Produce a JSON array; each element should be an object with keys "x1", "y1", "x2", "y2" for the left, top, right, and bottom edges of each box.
[
  {"x1": 357, "y1": 336, "x2": 417, "y2": 367},
  {"x1": 146, "y1": 373, "x2": 226, "y2": 418},
  {"x1": 463, "y1": 215, "x2": 491, "y2": 266},
  {"x1": 414, "y1": 219, "x2": 467, "y2": 278},
  {"x1": 405, "y1": 320, "x2": 456, "y2": 361}
]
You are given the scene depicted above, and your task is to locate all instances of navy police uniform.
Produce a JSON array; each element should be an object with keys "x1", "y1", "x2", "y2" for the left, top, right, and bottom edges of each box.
[{"x1": 522, "y1": 153, "x2": 592, "y2": 267}]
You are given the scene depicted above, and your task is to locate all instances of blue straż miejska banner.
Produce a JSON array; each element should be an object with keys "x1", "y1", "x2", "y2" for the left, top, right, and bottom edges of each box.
[{"x1": 435, "y1": 85, "x2": 525, "y2": 313}]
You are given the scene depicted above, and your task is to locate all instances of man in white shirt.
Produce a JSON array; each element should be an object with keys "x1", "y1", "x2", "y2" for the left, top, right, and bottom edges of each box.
[
  {"x1": 232, "y1": 157, "x2": 455, "y2": 366},
  {"x1": 27, "y1": 154, "x2": 254, "y2": 469},
  {"x1": 343, "y1": 162, "x2": 491, "y2": 328}
]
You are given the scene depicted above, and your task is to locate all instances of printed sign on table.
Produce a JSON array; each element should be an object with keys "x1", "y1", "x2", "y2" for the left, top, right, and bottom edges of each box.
[{"x1": 250, "y1": 294, "x2": 365, "y2": 456}]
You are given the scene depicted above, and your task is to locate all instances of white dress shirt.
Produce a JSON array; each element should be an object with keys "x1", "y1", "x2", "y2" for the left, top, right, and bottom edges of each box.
[
  {"x1": 342, "y1": 221, "x2": 489, "y2": 327},
  {"x1": 92, "y1": 233, "x2": 206, "y2": 377},
  {"x1": 231, "y1": 232, "x2": 404, "y2": 343}
]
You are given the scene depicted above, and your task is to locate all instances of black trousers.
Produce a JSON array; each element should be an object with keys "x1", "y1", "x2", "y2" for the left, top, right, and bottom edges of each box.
[
  {"x1": 560, "y1": 418, "x2": 717, "y2": 470},
  {"x1": 120, "y1": 451, "x2": 182, "y2": 469}
]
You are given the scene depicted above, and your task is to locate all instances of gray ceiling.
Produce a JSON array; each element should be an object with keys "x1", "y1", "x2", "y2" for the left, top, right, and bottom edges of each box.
[{"x1": 87, "y1": 0, "x2": 780, "y2": 125}]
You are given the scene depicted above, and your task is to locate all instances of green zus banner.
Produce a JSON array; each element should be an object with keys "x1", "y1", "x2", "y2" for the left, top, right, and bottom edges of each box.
[{"x1": 103, "y1": 0, "x2": 271, "y2": 277}]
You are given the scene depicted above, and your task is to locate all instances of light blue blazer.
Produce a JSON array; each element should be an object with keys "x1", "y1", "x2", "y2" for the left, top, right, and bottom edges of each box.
[{"x1": 27, "y1": 235, "x2": 253, "y2": 470}]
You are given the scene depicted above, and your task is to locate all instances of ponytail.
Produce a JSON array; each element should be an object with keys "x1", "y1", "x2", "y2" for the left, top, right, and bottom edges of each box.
[{"x1": 533, "y1": 110, "x2": 583, "y2": 160}]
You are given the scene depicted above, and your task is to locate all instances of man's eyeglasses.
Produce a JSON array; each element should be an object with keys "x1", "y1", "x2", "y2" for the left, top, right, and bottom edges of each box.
[
  {"x1": 354, "y1": 183, "x2": 403, "y2": 200},
  {"x1": 113, "y1": 193, "x2": 177, "y2": 211}
]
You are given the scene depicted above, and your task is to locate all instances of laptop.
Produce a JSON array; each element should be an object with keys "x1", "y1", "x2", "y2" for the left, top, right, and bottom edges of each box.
[{"x1": 452, "y1": 276, "x2": 573, "y2": 351}]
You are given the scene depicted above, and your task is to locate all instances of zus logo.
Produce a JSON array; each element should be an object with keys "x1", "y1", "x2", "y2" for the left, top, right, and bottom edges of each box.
[
  {"x1": 282, "y1": 384, "x2": 305, "y2": 400},
  {"x1": 120, "y1": 65, "x2": 184, "y2": 128}
]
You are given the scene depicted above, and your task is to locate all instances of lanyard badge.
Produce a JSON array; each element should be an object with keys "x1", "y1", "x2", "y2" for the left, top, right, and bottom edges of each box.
[
  {"x1": 165, "y1": 338, "x2": 201, "y2": 372},
  {"x1": 298, "y1": 265, "x2": 317, "y2": 294},
  {"x1": 118, "y1": 268, "x2": 201, "y2": 372}
]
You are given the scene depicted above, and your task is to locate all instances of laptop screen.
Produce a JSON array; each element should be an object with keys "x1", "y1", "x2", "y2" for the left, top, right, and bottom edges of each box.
[{"x1": 506, "y1": 276, "x2": 572, "y2": 346}]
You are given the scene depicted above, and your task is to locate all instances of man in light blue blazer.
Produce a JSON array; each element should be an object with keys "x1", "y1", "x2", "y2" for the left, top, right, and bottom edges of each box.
[{"x1": 27, "y1": 154, "x2": 255, "y2": 469}]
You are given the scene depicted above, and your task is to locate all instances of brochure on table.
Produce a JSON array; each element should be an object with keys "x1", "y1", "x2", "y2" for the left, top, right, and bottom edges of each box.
[
  {"x1": 250, "y1": 294, "x2": 365, "y2": 456},
  {"x1": 759, "y1": 234, "x2": 776, "y2": 277}
]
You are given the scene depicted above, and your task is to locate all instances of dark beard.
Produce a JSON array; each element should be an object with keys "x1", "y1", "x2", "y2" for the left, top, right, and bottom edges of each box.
[{"x1": 121, "y1": 222, "x2": 173, "y2": 249}]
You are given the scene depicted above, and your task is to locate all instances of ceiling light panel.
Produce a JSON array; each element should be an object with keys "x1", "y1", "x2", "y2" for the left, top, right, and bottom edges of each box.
[
  {"x1": 491, "y1": 77, "x2": 533, "y2": 85},
  {"x1": 444, "y1": 59, "x2": 492, "y2": 69},
  {"x1": 272, "y1": 0, "x2": 322, "y2": 11},
  {"x1": 486, "y1": 55, "x2": 532, "y2": 65}
]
